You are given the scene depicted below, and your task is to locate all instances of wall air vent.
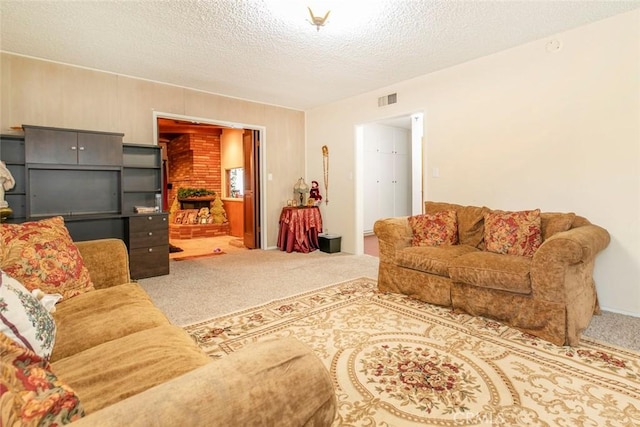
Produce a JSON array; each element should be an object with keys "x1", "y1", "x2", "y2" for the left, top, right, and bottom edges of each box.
[{"x1": 378, "y1": 93, "x2": 398, "y2": 107}]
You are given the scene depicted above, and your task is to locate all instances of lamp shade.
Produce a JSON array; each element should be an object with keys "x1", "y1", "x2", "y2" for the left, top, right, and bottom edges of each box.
[{"x1": 293, "y1": 178, "x2": 310, "y2": 207}]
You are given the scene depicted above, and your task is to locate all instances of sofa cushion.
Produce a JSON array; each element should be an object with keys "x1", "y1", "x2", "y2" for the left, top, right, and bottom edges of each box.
[
  {"x1": 484, "y1": 209, "x2": 542, "y2": 257},
  {"x1": 425, "y1": 202, "x2": 488, "y2": 248},
  {"x1": 0, "y1": 216, "x2": 94, "y2": 300},
  {"x1": 0, "y1": 332, "x2": 85, "y2": 426},
  {"x1": 396, "y1": 245, "x2": 479, "y2": 276},
  {"x1": 0, "y1": 270, "x2": 57, "y2": 359},
  {"x1": 50, "y1": 283, "x2": 170, "y2": 362},
  {"x1": 51, "y1": 324, "x2": 211, "y2": 414},
  {"x1": 408, "y1": 210, "x2": 458, "y2": 247},
  {"x1": 448, "y1": 251, "x2": 532, "y2": 295},
  {"x1": 541, "y1": 212, "x2": 576, "y2": 241}
]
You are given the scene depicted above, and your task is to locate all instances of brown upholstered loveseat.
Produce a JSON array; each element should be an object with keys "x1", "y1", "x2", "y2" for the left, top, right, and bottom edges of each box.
[
  {"x1": 374, "y1": 201, "x2": 610, "y2": 346},
  {"x1": 1, "y1": 237, "x2": 336, "y2": 426}
]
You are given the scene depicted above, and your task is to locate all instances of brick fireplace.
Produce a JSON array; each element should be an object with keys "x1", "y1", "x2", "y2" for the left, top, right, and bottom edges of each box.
[
  {"x1": 167, "y1": 131, "x2": 230, "y2": 239},
  {"x1": 167, "y1": 131, "x2": 222, "y2": 200}
]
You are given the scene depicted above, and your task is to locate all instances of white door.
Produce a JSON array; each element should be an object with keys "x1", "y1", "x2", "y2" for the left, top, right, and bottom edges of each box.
[
  {"x1": 392, "y1": 127, "x2": 412, "y2": 217},
  {"x1": 363, "y1": 134, "x2": 380, "y2": 232}
]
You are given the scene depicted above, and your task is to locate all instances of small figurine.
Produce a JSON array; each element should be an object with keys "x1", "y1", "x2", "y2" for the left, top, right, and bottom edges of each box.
[
  {"x1": 309, "y1": 180, "x2": 322, "y2": 205},
  {"x1": 197, "y1": 207, "x2": 211, "y2": 224}
]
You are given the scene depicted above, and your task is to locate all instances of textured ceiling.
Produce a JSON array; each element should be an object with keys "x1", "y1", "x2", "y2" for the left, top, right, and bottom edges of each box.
[{"x1": 1, "y1": 1, "x2": 639, "y2": 110}]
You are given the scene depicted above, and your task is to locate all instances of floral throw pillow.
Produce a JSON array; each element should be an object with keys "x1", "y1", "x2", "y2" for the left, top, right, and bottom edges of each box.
[
  {"x1": 408, "y1": 210, "x2": 458, "y2": 247},
  {"x1": 0, "y1": 270, "x2": 56, "y2": 359},
  {"x1": 0, "y1": 216, "x2": 94, "y2": 300},
  {"x1": 0, "y1": 332, "x2": 85, "y2": 426},
  {"x1": 484, "y1": 209, "x2": 542, "y2": 257}
]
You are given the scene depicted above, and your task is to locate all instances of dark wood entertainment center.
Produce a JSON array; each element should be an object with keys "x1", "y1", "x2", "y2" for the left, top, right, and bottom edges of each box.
[{"x1": 0, "y1": 125, "x2": 168, "y2": 279}]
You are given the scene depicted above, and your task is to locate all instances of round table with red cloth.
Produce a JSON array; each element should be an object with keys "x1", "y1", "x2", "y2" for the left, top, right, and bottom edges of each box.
[{"x1": 277, "y1": 206, "x2": 323, "y2": 253}]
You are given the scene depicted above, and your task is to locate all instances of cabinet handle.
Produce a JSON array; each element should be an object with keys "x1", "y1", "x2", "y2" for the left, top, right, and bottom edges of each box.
[
  {"x1": 148, "y1": 216, "x2": 153, "y2": 220},
  {"x1": 148, "y1": 248, "x2": 153, "y2": 252},
  {"x1": 79, "y1": 146, "x2": 85, "y2": 151},
  {"x1": 71, "y1": 146, "x2": 77, "y2": 150},
  {"x1": 148, "y1": 232, "x2": 153, "y2": 236},
  {"x1": 162, "y1": 217, "x2": 166, "y2": 221}
]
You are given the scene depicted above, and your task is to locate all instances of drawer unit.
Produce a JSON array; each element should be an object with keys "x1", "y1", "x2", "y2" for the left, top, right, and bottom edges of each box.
[
  {"x1": 128, "y1": 246, "x2": 169, "y2": 280},
  {"x1": 125, "y1": 213, "x2": 169, "y2": 279}
]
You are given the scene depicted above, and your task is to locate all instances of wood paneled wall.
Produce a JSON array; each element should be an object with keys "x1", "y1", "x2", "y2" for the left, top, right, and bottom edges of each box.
[{"x1": 1, "y1": 53, "x2": 305, "y2": 248}]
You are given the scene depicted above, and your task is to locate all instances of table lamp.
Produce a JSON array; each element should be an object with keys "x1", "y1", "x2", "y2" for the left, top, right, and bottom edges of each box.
[{"x1": 293, "y1": 178, "x2": 309, "y2": 207}]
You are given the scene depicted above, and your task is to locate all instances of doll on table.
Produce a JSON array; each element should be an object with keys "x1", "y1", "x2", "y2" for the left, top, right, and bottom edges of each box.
[{"x1": 309, "y1": 180, "x2": 322, "y2": 206}]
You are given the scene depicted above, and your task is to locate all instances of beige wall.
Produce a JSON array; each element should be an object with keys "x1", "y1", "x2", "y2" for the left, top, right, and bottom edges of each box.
[
  {"x1": 221, "y1": 129, "x2": 244, "y2": 169},
  {"x1": 220, "y1": 128, "x2": 243, "y2": 198},
  {"x1": 307, "y1": 10, "x2": 640, "y2": 316},
  {"x1": 0, "y1": 54, "x2": 306, "y2": 247}
]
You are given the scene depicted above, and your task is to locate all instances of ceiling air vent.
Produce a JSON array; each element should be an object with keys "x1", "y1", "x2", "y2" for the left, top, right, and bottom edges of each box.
[{"x1": 378, "y1": 93, "x2": 397, "y2": 107}]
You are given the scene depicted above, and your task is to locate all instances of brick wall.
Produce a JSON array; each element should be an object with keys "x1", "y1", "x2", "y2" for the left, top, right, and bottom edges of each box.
[{"x1": 167, "y1": 132, "x2": 222, "y2": 204}]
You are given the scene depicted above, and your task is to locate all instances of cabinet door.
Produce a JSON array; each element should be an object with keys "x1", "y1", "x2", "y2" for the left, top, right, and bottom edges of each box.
[
  {"x1": 77, "y1": 133, "x2": 122, "y2": 165},
  {"x1": 378, "y1": 152, "x2": 395, "y2": 220},
  {"x1": 363, "y1": 145, "x2": 380, "y2": 232},
  {"x1": 25, "y1": 128, "x2": 78, "y2": 164},
  {"x1": 392, "y1": 128, "x2": 412, "y2": 217},
  {"x1": 377, "y1": 126, "x2": 395, "y2": 154},
  {"x1": 393, "y1": 152, "x2": 411, "y2": 217}
]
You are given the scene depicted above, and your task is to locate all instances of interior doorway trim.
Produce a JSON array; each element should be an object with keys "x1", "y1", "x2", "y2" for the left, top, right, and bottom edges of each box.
[{"x1": 152, "y1": 111, "x2": 268, "y2": 249}]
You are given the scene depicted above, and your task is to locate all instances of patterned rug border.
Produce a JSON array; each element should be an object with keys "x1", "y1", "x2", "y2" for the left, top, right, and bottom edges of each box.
[
  {"x1": 184, "y1": 276, "x2": 639, "y2": 356},
  {"x1": 183, "y1": 276, "x2": 377, "y2": 328},
  {"x1": 184, "y1": 277, "x2": 640, "y2": 426}
]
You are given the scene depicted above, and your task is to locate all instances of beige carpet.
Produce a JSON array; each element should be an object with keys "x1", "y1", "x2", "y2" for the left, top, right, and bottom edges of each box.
[{"x1": 185, "y1": 277, "x2": 640, "y2": 426}]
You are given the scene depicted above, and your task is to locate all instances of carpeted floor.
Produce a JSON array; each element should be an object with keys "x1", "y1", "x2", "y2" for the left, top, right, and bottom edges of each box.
[
  {"x1": 139, "y1": 248, "x2": 379, "y2": 326},
  {"x1": 185, "y1": 277, "x2": 640, "y2": 426},
  {"x1": 138, "y1": 247, "x2": 640, "y2": 352}
]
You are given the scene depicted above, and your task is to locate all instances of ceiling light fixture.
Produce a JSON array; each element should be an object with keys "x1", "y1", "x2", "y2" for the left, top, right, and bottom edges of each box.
[{"x1": 307, "y1": 6, "x2": 330, "y2": 31}]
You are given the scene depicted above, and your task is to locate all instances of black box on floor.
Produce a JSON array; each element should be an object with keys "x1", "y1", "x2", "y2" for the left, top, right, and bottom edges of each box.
[{"x1": 318, "y1": 234, "x2": 341, "y2": 253}]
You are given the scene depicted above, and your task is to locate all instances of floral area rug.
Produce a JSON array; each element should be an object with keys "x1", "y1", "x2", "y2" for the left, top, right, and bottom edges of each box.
[{"x1": 184, "y1": 277, "x2": 640, "y2": 426}]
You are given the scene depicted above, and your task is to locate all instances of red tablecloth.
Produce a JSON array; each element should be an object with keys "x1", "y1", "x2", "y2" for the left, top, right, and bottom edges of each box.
[{"x1": 277, "y1": 207, "x2": 323, "y2": 253}]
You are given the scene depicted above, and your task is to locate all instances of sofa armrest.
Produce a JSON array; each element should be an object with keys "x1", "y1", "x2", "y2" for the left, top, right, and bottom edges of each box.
[
  {"x1": 71, "y1": 337, "x2": 336, "y2": 427},
  {"x1": 534, "y1": 224, "x2": 610, "y2": 265},
  {"x1": 75, "y1": 239, "x2": 131, "y2": 289},
  {"x1": 373, "y1": 217, "x2": 412, "y2": 262},
  {"x1": 531, "y1": 224, "x2": 610, "y2": 301}
]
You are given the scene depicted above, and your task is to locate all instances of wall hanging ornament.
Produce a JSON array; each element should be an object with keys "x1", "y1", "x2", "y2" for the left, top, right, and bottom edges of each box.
[{"x1": 322, "y1": 145, "x2": 329, "y2": 205}]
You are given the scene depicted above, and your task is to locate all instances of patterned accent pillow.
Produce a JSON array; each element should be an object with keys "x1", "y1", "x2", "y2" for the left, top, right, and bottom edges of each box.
[
  {"x1": 0, "y1": 332, "x2": 85, "y2": 425},
  {"x1": 408, "y1": 210, "x2": 459, "y2": 247},
  {"x1": 0, "y1": 270, "x2": 56, "y2": 359},
  {"x1": 484, "y1": 209, "x2": 542, "y2": 257},
  {"x1": 0, "y1": 216, "x2": 94, "y2": 300}
]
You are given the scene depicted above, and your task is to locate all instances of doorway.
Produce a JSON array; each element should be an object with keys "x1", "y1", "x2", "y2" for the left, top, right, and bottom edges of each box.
[
  {"x1": 152, "y1": 112, "x2": 266, "y2": 251},
  {"x1": 356, "y1": 112, "x2": 424, "y2": 256}
]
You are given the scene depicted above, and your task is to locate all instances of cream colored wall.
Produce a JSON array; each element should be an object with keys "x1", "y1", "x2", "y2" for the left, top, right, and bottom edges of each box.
[
  {"x1": 221, "y1": 129, "x2": 243, "y2": 169},
  {"x1": 0, "y1": 54, "x2": 306, "y2": 248},
  {"x1": 307, "y1": 10, "x2": 640, "y2": 316},
  {"x1": 220, "y1": 128, "x2": 244, "y2": 197}
]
